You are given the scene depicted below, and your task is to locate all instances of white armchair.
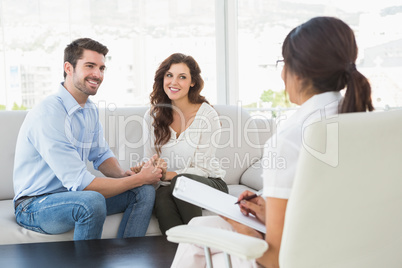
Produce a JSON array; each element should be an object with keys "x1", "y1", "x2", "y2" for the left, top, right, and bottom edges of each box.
[
  {"x1": 166, "y1": 225, "x2": 268, "y2": 268},
  {"x1": 280, "y1": 109, "x2": 402, "y2": 267},
  {"x1": 167, "y1": 109, "x2": 402, "y2": 268}
]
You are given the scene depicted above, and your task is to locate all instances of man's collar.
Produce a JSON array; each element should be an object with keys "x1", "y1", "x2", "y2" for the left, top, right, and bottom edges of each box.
[{"x1": 58, "y1": 83, "x2": 84, "y2": 116}]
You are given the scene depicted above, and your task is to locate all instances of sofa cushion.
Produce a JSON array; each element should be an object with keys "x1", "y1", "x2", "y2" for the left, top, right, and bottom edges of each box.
[
  {"x1": 240, "y1": 160, "x2": 264, "y2": 191},
  {"x1": 0, "y1": 199, "x2": 162, "y2": 245},
  {"x1": 213, "y1": 105, "x2": 263, "y2": 185},
  {"x1": 0, "y1": 111, "x2": 28, "y2": 201}
]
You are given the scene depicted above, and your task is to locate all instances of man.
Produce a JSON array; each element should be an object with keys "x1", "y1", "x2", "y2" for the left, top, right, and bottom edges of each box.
[{"x1": 13, "y1": 38, "x2": 162, "y2": 240}]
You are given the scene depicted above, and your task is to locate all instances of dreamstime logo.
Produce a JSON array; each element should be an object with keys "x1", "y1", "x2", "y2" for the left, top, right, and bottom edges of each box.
[{"x1": 301, "y1": 100, "x2": 340, "y2": 167}]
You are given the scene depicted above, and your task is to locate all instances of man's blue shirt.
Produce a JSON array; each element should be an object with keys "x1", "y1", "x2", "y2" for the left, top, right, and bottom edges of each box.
[{"x1": 13, "y1": 83, "x2": 114, "y2": 202}]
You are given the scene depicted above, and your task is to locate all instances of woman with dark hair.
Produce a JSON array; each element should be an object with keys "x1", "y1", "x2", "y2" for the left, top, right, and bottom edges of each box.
[
  {"x1": 171, "y1": 17, "x2": 373, "y2": 268},
  {"x1": 141, "y1": 53, "x2": 228, "y2": 235}
]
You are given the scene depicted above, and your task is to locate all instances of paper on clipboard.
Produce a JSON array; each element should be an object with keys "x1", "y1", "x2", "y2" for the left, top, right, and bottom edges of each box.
[{"x1": 172, "y1": 176, "x2": 266, "y2": 233}]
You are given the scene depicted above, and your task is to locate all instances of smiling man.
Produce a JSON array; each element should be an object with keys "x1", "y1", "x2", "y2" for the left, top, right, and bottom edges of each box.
[{"x1": 13, "y1": 38, "x2": 162, "y2": 240}]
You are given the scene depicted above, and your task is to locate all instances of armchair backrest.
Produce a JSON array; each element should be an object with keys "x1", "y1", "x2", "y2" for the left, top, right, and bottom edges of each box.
[{"x1": 280, "y1": 110, "x2": 402, "y2": 267}]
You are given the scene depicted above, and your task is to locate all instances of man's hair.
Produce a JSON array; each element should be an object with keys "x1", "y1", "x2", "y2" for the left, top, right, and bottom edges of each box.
[{"x1": 63, "y1": 38, "x2": 109, "y2": 79}]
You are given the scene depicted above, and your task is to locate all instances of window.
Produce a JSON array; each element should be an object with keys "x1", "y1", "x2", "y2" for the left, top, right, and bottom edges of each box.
[
  {"x1": 1, "y1": 0, "x2": 402, "y2": 111},
  {"x1": 0, "y1": 0, "x2": 216, "y2": 109},
  {"x1": 238, "y1": 0, "x2": 402, "y2": 113}
]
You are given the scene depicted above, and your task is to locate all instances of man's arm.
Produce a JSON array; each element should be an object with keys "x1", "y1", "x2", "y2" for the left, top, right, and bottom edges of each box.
[
  {"x1": 97, "y1": 157, "x2": 132, "y2": 178},
  {"x1": 84, "y1": 155, "x2": 162, "y2": 198}
]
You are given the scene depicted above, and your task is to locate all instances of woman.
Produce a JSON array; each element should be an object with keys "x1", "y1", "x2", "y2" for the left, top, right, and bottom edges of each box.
[
  {"x1": 142, "y1": 53, "x2": 228, "y2": 235},
  {"x1": 171, "y1": 16, "x2": 373, "y2": 268}
]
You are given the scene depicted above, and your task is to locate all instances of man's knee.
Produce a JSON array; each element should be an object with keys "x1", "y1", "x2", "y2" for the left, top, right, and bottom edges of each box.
[
  {"x1": 139, "y1": 184, "x2": 156, "y2": 201},
  {"x1": 129, "y1": 184, "x2": 155, "y2": 203},
  {"x1": 76, "y1": 191, "x2": 106, "y2": 220}
]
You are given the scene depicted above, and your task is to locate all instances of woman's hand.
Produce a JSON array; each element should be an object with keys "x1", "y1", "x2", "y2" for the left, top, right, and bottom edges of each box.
[
  {"x1": 153, "y1": 158, "x2": 167, "y2": 181},
  {"x1": 164, "y1": 171, "x2": 178, "y2": 181},
  {"x1": 130, "y1": 162, "x2": 145, "y2": 174},
  {"x1": 237, "y1": 190, "x2": 266, "y2": 224}
]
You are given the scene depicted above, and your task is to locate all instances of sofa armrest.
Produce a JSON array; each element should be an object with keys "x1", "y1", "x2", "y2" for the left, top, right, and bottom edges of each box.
[
  {"x1": 240, "y1": 160, "x2": 264, "y2": 191},
  {"x1": 166, "y1": 225, "x2": 268, "y2": 260}
]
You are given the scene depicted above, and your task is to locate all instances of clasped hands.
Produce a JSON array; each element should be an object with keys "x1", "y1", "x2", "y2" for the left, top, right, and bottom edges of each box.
[{"x1": 130, "y1": 155, "x2": 168, "y2": 181}]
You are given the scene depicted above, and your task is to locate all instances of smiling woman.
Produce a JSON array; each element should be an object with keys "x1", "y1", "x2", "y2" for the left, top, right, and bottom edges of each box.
[
  {"x1": 138, "y1": 52, "x2": 228, "y2": 235},
  {"x1": 163, "y1": 63, "x2": 195, "y2": 105}
]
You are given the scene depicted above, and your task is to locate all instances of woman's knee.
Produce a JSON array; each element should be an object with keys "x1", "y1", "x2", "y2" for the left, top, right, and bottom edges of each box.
[
  {"x1": 155, "y1": 186, "x2": 173, "y2": 210},
  {"x1": 170, "y1": 175, "x2": 181, "y2": 189}
]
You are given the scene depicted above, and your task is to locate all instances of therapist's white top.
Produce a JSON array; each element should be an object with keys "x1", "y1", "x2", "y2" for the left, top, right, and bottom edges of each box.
[
  {"x1": 263, "y1": 91, "x2": 343, "y2": 199},
  {"x1": 143, "y1": 102, "x2": 226, "y2": 180}
]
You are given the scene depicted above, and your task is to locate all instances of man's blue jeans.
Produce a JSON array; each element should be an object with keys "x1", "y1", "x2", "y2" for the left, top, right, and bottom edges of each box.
[{"x1": 14, "y1": 185, "x2": 155, "y2": 240}]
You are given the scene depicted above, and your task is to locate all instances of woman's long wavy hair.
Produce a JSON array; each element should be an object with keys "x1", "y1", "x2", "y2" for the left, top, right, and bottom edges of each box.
[
  {"x1": 282, "y1": 16, "x2": 373, "y2": 113},
  {"x1": 150, "y1": 53, "x2": 209, "y2": 154}
]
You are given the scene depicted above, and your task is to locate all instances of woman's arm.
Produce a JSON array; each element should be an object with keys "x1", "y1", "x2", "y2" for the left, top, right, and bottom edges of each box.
[
  {"x1": 257, "y1": 197, "x2": 288, "y2": 268},
  {"x1": 175, "y1": 106, "x2": 225, "y2": 178}
]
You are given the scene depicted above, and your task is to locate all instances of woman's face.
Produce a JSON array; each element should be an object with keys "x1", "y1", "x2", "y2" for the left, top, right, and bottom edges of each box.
[
  {"x1": 163, "y1": 63, "x2": 195, "y2": 104},
  {"x1": 282, "y1": 65, "x2": 302, "y2": 105}
]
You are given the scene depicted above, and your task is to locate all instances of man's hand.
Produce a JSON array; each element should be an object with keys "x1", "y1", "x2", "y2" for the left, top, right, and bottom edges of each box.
[
  {"x1": 138, "y1": 154, "x2": 162, "y2": 184},
  {"x1": 237, "y1": 190, "x2": 266, "y2": 224},
  {"x1": 131, "y1": 157, "x2": 167, "y2": 180}
]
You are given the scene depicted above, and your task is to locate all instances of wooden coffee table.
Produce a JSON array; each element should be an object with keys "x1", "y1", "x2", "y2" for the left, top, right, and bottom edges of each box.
[{"x1": 0, "y1": 236, "x2": 178, "y2": 268}]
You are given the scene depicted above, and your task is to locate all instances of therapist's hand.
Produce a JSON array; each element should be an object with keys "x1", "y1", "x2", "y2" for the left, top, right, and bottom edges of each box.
[{"x1": 237, "y1": 190, "x2": 266, "y2": 224}]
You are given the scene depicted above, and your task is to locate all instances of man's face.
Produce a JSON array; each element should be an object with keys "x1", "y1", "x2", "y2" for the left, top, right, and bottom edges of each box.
[{"x1": 71, "y1": 49, "x2": 106, "y2": 97}]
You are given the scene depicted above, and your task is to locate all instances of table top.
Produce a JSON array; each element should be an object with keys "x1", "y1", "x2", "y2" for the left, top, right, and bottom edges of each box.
[{"x1": 0, "y1": 236, "x2": 178, "y2": 268}]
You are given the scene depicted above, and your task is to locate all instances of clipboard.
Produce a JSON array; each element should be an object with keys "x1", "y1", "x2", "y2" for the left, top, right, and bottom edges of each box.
[{"x1": 172, "y1": 176, "x2": 266, "y2": 233}]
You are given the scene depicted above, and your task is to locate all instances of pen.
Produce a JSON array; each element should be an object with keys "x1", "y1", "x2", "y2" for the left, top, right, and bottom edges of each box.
[{"x1": 234, "y1": 193, "x2": 261, "y2": 205}]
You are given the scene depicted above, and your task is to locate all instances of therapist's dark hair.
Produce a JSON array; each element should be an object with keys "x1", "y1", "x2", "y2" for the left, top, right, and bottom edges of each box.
[
  {"x1": 63, "y1": 38, "x2": 109, "y2": 79},
  {"x1": 282, "y1": 16, "x2": 373, "y2": 113}
]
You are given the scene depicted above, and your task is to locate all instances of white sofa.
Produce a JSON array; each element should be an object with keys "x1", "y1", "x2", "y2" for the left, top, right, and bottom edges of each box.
[{"x1": 0, "y1": 105, "x2": 273, "y2": 245}]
